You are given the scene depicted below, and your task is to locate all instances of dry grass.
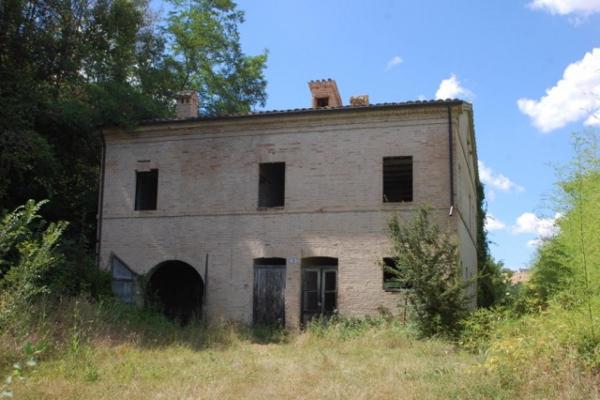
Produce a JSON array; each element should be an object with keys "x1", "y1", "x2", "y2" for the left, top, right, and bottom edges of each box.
[{"x1": 2, "y1": 298, "x2": 599, "y2": 400}]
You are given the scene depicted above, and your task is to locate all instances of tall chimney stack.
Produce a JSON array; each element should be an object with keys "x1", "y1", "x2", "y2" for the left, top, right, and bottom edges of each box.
[
  {"x1": 308, "y1": 79, "x2": 342, "y2": 108},
  {"x1": 175, "y1": 90, "x2": 199, "y2": 119}
]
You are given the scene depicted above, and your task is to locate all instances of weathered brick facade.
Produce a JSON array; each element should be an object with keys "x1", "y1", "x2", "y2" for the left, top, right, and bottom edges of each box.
[{"x1": 98, "y1": 99, "x2": 479, "y2": 329}]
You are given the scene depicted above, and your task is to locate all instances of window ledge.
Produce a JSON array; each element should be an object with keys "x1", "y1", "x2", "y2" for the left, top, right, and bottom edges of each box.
[
  {"x1": 383, "y1": 287, "x2": 410, "y2": 293},
  {"x1": 257, "y1": 206, "x2": 285, "y2": 212},
  {"x1": 382, "y1": 202, "x2": 414, "y2": 209}
]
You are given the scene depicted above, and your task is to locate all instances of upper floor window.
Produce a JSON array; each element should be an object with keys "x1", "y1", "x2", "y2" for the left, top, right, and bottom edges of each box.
[
  {"x1": 258, "y1": 162, "x2": 285, "y2": 208},
  {"x1": 135, "y1": 169, "x2": 158, "y2": 210},
  {"x1": 383, "y1": 156, "x2": 413, "y2": 203}
]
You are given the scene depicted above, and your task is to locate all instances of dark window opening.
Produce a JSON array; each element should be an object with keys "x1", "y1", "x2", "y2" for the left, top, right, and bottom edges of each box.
[
  {"x1": 383, "y1": 257, "x2": 412, "y2": 291},
  {"x1": 135, "y1": 169, "x2": 158, "y2": 210},
  {"x1": 383, "y1": 156, "x2": 413, "y2": 203},
  {"x1": 258, "y1": 162, "x2": 285, "y2": 208},
  {"x1": 316, "y1": 97, "x2": 330, "y2": 108}
]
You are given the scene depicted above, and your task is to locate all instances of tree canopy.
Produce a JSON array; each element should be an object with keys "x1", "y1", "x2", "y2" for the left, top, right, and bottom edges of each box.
[{"x1": 0, "y1": 0, "x2": 267, "y2": 252}]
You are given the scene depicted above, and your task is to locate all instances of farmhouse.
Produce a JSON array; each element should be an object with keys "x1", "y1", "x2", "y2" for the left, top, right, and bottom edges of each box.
[{"x1": 97, "y1": 79, "x2": 479, "y2": 328}]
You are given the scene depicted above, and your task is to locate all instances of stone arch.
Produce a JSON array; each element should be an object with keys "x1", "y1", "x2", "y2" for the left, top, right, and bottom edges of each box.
[{"x1": 146, "y1": 260, "x2": 204, "y2": 325}]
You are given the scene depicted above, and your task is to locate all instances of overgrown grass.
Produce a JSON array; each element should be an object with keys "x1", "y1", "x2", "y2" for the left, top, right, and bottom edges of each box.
[{"x1": 1, "y1": 297, "x2": 599, "y2": 399}]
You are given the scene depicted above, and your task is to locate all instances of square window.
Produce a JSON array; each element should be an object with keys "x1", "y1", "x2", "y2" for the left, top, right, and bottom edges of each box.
[
  {"x1": 258, "y1": 162, "x2": 285, "y2": 208},
  {"x1": 383, "y1": 257, "x2": 411, "y2": 291},
  {"x1": 135, "y1": 169, "x2": 158, "y2": 210},
  {"x1": 383, "y1": 156, "x2": 413, "y2": 203}
]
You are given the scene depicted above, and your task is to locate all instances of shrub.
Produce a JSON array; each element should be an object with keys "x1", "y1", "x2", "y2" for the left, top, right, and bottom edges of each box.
[
  {"x1": 0, "y1": 200, "x2": 67, "y2": 325},
  {"x1": 387, "y1": 207, "x2": 468, "y2": 338}
]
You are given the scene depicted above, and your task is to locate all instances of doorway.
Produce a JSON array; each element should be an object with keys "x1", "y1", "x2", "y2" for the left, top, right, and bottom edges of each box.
[
  {"x1": 146, "y1": 260, "x2": 203, "y2": 325},
  {"x1": 301, "y1": 257, "x2": 338, "y2": 324},
  {"x1": 253, "y1": 258, "x2": 286, "y2": 327}
]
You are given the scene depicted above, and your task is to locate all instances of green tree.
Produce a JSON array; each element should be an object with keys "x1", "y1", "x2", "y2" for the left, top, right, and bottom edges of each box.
[
  {"x1": 387, "y1": 208, "x2": 469, "y2": 337},
  {"x1": 166, "y1": 0, "x2": 267, "y2": 115},
  {"x1": 0, "y1": 0, "x2": 267, "y2": 271},
  {"x1": 477, "y1": 255, "x2": 511, "y2": 308},
  {"x1": 528, "y1": 239, "x2": 571, "y2": 303}
]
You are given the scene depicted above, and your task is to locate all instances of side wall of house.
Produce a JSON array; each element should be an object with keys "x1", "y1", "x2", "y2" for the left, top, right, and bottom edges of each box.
[
  {"x1": 453, "y1": 106, "x2": 478, "y2": 306},
  {"x1": 99, "y1": 107, "x2": 457, "y2": 327}
]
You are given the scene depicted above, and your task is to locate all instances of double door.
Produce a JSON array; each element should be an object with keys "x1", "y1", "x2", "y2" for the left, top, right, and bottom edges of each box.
[{"x1": 301, "y1": 267, "x2": 337, "y2": 324}]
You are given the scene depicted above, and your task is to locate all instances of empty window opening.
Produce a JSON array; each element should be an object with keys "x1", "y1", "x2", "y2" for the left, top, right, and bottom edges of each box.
[
  {"x1": 258, "y1": 162, "x2": 285, "y2": 208},
  {"x1": 316, "y1": 97, "x2": 330, "y2": 108},
  {"x1": 301, "y1": 257, "x2": 338, "y2": 324},
  {"x1": 135, "y1": 169, "x2": 158, "y2": 210},
  {"x1": 146, "y1": 260, "x2": 203, "y2": 325},
  {"x1": 253, "y1": 258, "x2": 286, "y2": 327},
  {"x1": 383, "y1": 257, "x2": 412, "y2": 291},
  {"x1": 383, "y1": 156, "x2": 413, "y2": 203}
]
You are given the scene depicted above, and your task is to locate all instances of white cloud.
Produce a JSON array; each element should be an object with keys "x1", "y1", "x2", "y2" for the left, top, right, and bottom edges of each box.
[
  {"x1": 485, "y1": 214, "x2": 506, "y2": 232},
  {"x1": 517, "y1": 48, "x2": 600, "y2": 132},
  {"x1": 385, "y1": 56, "x2": 403, "y2": 71},
  {"x1": 513, "y1": 212, "x2": 562, "y2": 239},
  {"x1": 527, "y1": 238, "x2": 544, "y2": 248},
  {"x1": 529, "y1": 0, "x2": 600, "y2": 16},
  {"x1": 478, "y1": 161, "x2": 525, "y2": 192},
  {"x1": 435, "y1": 74, "x2": 473, "y2": 100}
]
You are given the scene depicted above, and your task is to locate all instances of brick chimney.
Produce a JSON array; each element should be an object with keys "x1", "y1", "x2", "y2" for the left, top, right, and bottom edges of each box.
[
  {"x1": 308, "y1": 79, "x2": 342, "y2": 108},
  {"x1": 350, "y1": 94, "x2": 369, "y2": 107},
  {"x1": 175, "y1": 90, "x2": 199, "y2": 119}
]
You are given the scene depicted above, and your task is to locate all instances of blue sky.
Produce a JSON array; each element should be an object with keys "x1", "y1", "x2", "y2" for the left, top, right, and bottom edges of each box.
[{"x1": 156, "y1": 0, "x2": 600, "y2": 270}]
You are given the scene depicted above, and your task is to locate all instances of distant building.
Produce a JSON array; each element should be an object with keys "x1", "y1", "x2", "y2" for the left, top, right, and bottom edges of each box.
[
  {"x1": 510, "y1": 269, "x2": 530, "y2": 285},
  {"x1": 97, "y1": 79, "x2": 480, "y2": 328}
]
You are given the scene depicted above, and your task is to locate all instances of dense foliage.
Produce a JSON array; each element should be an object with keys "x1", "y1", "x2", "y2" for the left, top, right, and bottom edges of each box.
[
  {"x1": 386, "y1": 208, "x2": 468, "y2": 337},
  {"x1": 0, "y1": 0, "x2": 267, "y2": 259},
  {"x1": 0, "y1": 200, "x2": 67, "y2": 325},
  {"x1": 460, "y1": 131, "x2": 600, "y2": 383},
  {"x1": 476, "y1": 180, "x2": 511, "y2": 308}
]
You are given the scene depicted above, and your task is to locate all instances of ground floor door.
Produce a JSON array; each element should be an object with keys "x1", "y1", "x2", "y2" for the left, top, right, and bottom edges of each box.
[
  {"x1": 253, "y1": 263, "x2": 286, "y2": 326},
  {"x1": 301, "y1": 266, "x2": 337, "y2": 324}
]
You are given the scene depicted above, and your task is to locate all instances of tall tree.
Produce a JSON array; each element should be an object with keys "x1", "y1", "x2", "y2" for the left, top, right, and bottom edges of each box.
[
  {"x1": 166, "y1": 0, "x2": 267, "y2": 115},
  {"x1": 0, "y1": 0, "x2": 268, "y2": 261}
]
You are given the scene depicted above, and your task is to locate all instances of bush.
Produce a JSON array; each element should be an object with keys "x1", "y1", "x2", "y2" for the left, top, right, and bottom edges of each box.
[
  {"x1": 0, "y1": 200, "x2": 68, "y2": 325},
  {"x1": 387, "y1": 207, "x2": 468, "y2": 338},
  {"x1": 459, "y1": 307, "x2": 509, "y2": 353}
]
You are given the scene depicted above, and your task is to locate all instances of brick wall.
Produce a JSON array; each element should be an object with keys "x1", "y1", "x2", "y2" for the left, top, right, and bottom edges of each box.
[{"x1": 99, "y1": 104, "x2": 476, "y2": 328}]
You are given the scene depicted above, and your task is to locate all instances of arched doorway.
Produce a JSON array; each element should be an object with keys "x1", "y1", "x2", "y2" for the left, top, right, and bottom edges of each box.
[{"x1": 146, "y1": 260, "x2": 204, "y2": 325}]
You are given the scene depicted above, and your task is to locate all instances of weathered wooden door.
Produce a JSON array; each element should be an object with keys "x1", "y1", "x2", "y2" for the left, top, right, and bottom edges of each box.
[
  {"x1": 301, "y1": 267, "x2": 337, "y2": 324},
  {"x1": 253, "y1": 265, "x2": 286, "y2": 326}
]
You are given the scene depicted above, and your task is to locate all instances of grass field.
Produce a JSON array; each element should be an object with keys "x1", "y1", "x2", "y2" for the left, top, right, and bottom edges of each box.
[{"x1": 2, "y1": 299, "x2": 599, "y2": 399}]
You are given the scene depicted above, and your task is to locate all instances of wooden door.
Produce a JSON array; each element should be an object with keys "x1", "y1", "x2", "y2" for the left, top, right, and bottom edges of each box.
[
  {"x1": 253, "y1": 265, "x2": 286, "y2": 326},
  {"x1": 302, "y1": 267, "x2": 337, "y2": 324}
]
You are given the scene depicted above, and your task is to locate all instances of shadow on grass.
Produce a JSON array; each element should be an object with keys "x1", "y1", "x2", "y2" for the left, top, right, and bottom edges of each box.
[{"x1": 10, "y1": 297, "x2": 291, "y2": 356}]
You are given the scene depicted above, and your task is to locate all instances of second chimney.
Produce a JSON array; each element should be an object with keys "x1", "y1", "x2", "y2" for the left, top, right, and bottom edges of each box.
[
  {"x1": 350, "y1": 95, "x2": 369, "y2": 107},
  {"x1": 175, "y1": 90, "x2": 199, "y2": 119}
]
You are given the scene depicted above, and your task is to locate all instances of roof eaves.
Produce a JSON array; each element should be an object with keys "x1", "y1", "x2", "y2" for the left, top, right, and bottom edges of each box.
[{"x1": 138, "y1": 99, "x2": 468, "y2": 126}]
